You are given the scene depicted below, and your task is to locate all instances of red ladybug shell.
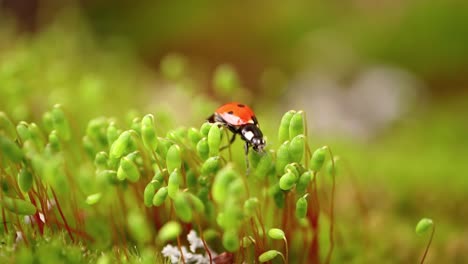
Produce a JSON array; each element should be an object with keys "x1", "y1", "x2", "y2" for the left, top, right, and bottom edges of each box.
[{"x1": 215, "y1": 102, "x2": 257, "y2": 126}]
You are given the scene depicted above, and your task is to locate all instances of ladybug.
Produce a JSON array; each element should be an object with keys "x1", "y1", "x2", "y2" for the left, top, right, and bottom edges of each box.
[{"x1": 207, "y1": 102, "x2": 266, "y2": 157}]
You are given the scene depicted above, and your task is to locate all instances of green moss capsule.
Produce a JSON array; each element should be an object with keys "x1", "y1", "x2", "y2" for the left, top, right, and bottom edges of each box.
[
  {"x1": 97, "y1": 170, "x2": 117, "y2": 184},
  {"x1": 22, "y1": 141, "x2": 37, "y2": 159},
  {"x1": 187, "y1": 193, "x2": 205, "y2": 213},
  {"x1": 116, "y1": 164, "x2": 126, "y2": 181},
  {"x1": 156, "y1": 137, "x2": 172, "y2": 159},
  {"x1": 196, "y1": 138, "x2": 209, "y2": 161},
  {"x1": 188, "y1": 127, "x2": 202, "y2": 146},
  {"x1": 167, "y1": 128, "x2": 186, "y2": 142},
  {"x1": 279, "y1": 171, "x2": 297, "y2": 191},
  {"x1": 86, "y1": 193, "x2": 102, "y2": 205},
  {"x1": 0, "y1": 135, "x2": 24, "y2": 163},
  {"x1": 228, "y1": 178, "x2": 246, "y2": 198},
  {"x1": 18, "y1": 168, "x2": 33, "y2": 193},
  {"x1": 270, "y1": 184, "x2": 285, "y2": 208},
  {"x1": 186, "y1": 169, "x2": 197, "y2": 189},
  {"x1": 51, "y1": 104, "x2": 71, "y2": 141},
  {"x1": 289, "y1": 135, "x2": 305, "y2": 163},
  {"x1": 259, "y1": 250, "x2": 281, "y2": 263},
  {"x1": 296, "y1": 171, "x2": 312, "y2": 195},
  {"x1": 28, "y1": 123, "x2": 45, "y2": 149},
  {"x1": 199, "y1": 175, "x2": 209, "y2": 187},
  {"x1": 143, "y1": 183, "x2": 156, "y2": 207},
  {"x1": 254, "y1": 151, "x2": 273, "y2": 179},
  {"x1": 244, "y1": 197, "x2": 259, "y2": 217},
  {"x1": 141, "y1": 114, "x2": 158, "y2": 151},
  {"x1": 295, "y1": 196, "x2": 308, "y2": 219},
  {"x1": 1, "y1": 197, "x2": 36, "y2": 215},
  {"x1": 127, "y1": 210, "x2": 151, "y2": 244},
  {"x1": 118, "y1": 157, "x2": 140, "y2": 182},
  {"x1": 42, "y1": 111, "x2": 54, "y2": 133},
  {"x1": 168, "y1": 169, "x2": 180, "y2": 199},
  {"x1": 153, "y1": 169, "x2": 165, "y2": 182},
  {"x1": 416, "y1": 218, "x2": 434, "y2": 235},
  {"x1": 131, "y1": 117, "x2": 142, "y2": 135},
  {"x1": 94, "y1": 152, "x2": 108, "y2": 170},
  {"x1": 48, "y1": 130, "x2": 61, "y2": 152},
  {"x1": 201, "y1": 156, "x2": 220, "y2": 175},
  {"x1": 326, "y1": 156, "x2": 340, "y2": 177},
  {"x1": 166, "y1": 144, "x2": 182, "y2": 173},
  {"x1": 197, "y1": 186, "x2": 210, "y2": 203},
  {"x1": 82, "y1": 136, "x2": 96, "y2": 159},
  {"x1": 203, "y1": 229, "x2": 218, "y2": 241},
  {"x1": 248, "y1": 151, "x2": 262, "y2": 169},
  {"x1": 268, "y1": 228, "x2": 285, "y2": 240},
  {"x1": 106, "y1": 122, "x2": 119, "y2": 146},
  {"x1": 278, "y1": 110, "x2": 296, "y2": 143},
  {"x1": 222, "y1": 229, "x2": 240, "y2": 252},
  {"x1": 310, "y1": 146, "x2": 327, "y2": 172},
  {"x1": 157, "y1": 221, "x2": 182, "y2": 243},
  {"x1": 174, "y1": 192, "x2": 193, "y2": 223},
  {"x1": 276, "y1": 141, "x2": 291, "y2": 173},
  {"x1": 152, "y1": 187, "x2": 168, "y2": 206},
  {"x1": 152, "y1": 179, "x2": 164, "y2": 190},
  {"x1": 212, "y1": 167, "x2": 237, "y2": 203},
  {"x1": 208, "y1": 125, "x2": 221, "y2": 156},
  {"x1": 221, "y1": 204, "x2": 243, "y2": 230},
  {"x1": 109, "y1": 130, "x2": 131, "y2": 159},
  {"x1": 174, "y1": 127, "x2": 187, "y2": 140},
  {"x1": 0, "y1": 112, "x2": 17, "y2": 140},
  {"x1": 242, "y1": 236, "x2": 254, "y2": 248},
  {"x1": 200, "y1": 122, "x2": 212, "y2": 137},
  {"x1": 86, "y1": 118, "x2": 107, "y2": 146},
  {"x1": 16, "y1": 122, "x2": 30, "y2": 142},
  {"x1": 289, "y1": 111, "x2": 304, "y2": 139},
  {"x1": 284, "y1": 163, "x2": 300, "y2": 178}
]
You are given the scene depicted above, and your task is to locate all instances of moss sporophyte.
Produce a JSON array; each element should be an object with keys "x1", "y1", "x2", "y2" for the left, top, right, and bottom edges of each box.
[
  {"x1": 0, "y1": 103, "x2": 433, "y2": 264},
  {"x1": 0, "y1": 103, "x2": 339, "y2": 262}
]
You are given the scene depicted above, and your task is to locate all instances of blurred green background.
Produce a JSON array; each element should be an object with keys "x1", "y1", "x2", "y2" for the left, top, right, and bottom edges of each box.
[{"x1": 1, "y1": 0, "x2": 467, "y2": 262}]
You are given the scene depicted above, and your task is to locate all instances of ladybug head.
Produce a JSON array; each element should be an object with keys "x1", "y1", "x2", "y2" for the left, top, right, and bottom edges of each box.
[
  {"x1": 240, "y1": 124, "x2": 266, "y2": 152},
  {"x1": 251, "y1": 137, "x2": 266, "y2": 152}
]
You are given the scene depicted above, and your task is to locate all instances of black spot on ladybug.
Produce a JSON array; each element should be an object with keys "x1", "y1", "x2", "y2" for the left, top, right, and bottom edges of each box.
[
  {"x1": 227, "y1": 111, "x2": 234, "y2": 114},
  {"x1": 237, "y1": 104, "x2": 245, "y2": 108}
]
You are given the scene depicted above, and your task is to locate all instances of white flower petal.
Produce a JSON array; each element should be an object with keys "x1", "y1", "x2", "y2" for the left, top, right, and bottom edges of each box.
[{"x1": 187, "y1": 230, "x2": 204, "y2": 253}]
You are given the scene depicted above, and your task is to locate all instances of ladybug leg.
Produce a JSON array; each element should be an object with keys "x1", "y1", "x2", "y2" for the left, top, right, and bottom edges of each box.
[
  {"x1": 244, "y1": 141, "x2": 250, "y2": 174},
  {"x1": 220, "y1": 133, "x2": 236, "y2": 151},
  {"x1": 229, "y1": 133, "x2": 237, "y2": 144},
  {"x1": 220, "y1": 125, "x2": 238, "y2": 151}
]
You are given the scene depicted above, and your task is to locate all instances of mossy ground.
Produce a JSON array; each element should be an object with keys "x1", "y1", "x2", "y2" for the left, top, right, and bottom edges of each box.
[{"x1": 1, "y1": 9, "x2": 467, "y2": 264}]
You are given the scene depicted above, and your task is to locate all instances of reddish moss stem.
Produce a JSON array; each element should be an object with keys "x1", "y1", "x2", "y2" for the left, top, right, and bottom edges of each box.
[
  {"x1": 177, "y1": 235, "x2": 186, "y2": 264},
  {"x1": 324, "y1": 148, "x2": 336, "y2": 264},
  {"x1": 197, "y1": 221, "x2": 213, "y2": 264},
  {"x1": 50, "y1": 187, "x2": 74, "y2": 242},
  {"x1": 256, "y1": 208, "x2": 267, "y2": 248},
  {"x1": 307, "y1": 176, "x2": 320, "y2": 264},
  {"x1": 420, "y1": 225, "x2": 435, "y2": 264},
  {"x1": 28, "y1": 193, "x2": 44, "y2": 235}
]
